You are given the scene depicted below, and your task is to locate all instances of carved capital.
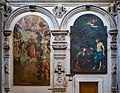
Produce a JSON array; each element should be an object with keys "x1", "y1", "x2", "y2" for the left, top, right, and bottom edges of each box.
[
  {"x1": 3, "y1": 30, "x2": 12, "y2": 37},
  {"x1": 51, "y1": 30, "x2": 69, "y2": 36},
  {"x1": 109, "y1": 29, "x2": 118, "y2": 36},
  {"x1": 109, "y1": 29, "x2": 118, "y2": 51},
  {"x1": 52, "y1": 44, "x2": 68, "y2": 50},
  {"x1": 3, "y1": 30, "x2": 12, "y2": 58}
]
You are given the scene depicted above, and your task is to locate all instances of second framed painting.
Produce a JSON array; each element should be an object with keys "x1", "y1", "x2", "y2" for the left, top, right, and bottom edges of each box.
[{"x1": 70, "y1": 14, "x2": 107, "y2": 74}]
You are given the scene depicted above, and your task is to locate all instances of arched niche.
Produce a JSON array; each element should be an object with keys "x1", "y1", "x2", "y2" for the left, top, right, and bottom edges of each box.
[
  {"x1": 60, "y1": 5, "x2": 117, "y2": 93},
  {"x1": 60, "y1": 5, "x2": 117, "y2": 72},
  {"x1": 4, "y1": 5, "x2": 59, "y2": 93}
]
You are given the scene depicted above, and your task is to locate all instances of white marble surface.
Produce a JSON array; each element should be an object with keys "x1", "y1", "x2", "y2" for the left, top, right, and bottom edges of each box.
[
  {"x1": 7, "y1": 0, "x2": 112, "y2": 2},
  {"x1": 116, "y1": 9, "x2": 120, "y2": 93}
]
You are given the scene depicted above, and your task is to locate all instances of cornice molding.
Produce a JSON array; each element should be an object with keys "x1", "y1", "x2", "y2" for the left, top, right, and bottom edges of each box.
[
  {"x1": 7, "y1": 0, "x2": 112, "y2": 7},
  {"x1": 7, "y1": 0, "x2": 113, "y2": 2}
]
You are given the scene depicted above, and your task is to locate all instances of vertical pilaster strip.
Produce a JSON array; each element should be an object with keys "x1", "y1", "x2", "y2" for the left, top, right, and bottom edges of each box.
[
  {"x1": 0, "y1": 9, "x2": 2, "y2": 93},
  {"x1": 109, "y1": 29, "x2": 118, "y2": 93},
  {"x1": 49, "y1": 30, "x2": 68, "y2": 93},
  {"x1": 116, "y1": 2, "x2": 120, "y2": 93},
  {"x1": 0, "y1": 8, "x2": 4, "y2": 93},
  {"x1": 3, "y1": 30, "x2": 12, "y2": 93}
]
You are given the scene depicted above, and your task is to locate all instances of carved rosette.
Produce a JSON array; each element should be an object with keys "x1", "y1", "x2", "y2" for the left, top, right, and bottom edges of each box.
[
  {"x1": 52, "y1": 4, "x2": 67, "y2": 19},
  {"x1": 3, "y1": 29, "x2": 12, "y2": 93},
  {"x1": 109, "y1": 29, "x2": 118, "y2": 93}
]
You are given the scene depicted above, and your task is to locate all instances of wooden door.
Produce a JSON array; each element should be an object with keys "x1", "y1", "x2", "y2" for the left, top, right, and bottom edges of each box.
[{"x1": 79, "y1": 82, "x2": 98, "y2": 93}]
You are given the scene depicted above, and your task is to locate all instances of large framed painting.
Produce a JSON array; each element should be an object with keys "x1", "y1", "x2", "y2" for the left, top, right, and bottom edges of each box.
[
  {"x1": 13, "y1": 15, "x2": 50, "y2": 86},
  {"x1": 71, "y1": 14, "x2": 107, "y2": 74}
]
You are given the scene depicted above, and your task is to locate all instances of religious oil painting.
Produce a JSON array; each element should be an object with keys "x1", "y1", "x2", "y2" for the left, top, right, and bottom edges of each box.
[
  {"x1": 71, "y1": 14, "x2": 107, "y2": 74},
  {"x1": 13, "y1": 15, "x2": 50, "y2": 86}
]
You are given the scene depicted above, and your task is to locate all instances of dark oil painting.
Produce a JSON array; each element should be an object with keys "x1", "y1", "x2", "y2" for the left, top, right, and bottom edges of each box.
[
  {"x1": 13, "y1": 15, "x2": 50, "y2": 86},
  {"x1": 71, "y1": 14, "x2": 107, "y2": 74}
]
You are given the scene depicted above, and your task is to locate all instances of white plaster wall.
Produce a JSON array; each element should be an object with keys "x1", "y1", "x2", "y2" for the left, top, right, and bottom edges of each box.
[
  {"x1": 7, "y1": 6, "x2": 113, "y2": 93},
  {"x1": 116, "y1": 10, "x2": 120, "y2": 93},
  {"x1": 62, "y1": 10, "x2": 112, "y2": 93},
  {"x1": 8, "y1": 11, "x2": 56, "y2": 93}
]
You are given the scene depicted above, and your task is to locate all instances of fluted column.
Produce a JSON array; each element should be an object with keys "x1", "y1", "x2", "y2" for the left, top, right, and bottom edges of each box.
[
  {"x1": 3, "y1": 30, "x2": 12, "y2": 93},
  {"x1": 109, "y1": 29, "x2": 118, "y2": 93}
]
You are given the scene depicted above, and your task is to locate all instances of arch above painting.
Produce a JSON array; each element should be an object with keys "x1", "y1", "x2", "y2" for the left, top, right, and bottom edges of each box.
[
  {"x1": 61, "y1": 5, "x2": 117, "y2": 30},
  {"x1": 5, "y1": 5, "x2": 59, "y2": 30}
]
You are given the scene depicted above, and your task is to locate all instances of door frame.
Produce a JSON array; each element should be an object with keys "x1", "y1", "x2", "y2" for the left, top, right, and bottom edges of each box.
[{"x1": 74, "y1": 77, "x2": 103, "y2": 93}]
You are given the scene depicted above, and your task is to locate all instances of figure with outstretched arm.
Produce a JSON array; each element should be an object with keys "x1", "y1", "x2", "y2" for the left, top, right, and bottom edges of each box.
[{"x1": 92, "y1": 38, "x2": 105, "y2": 71}]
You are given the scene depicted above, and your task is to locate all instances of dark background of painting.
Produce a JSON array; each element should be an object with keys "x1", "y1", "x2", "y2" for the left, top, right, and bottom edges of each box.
[{"x1": 70, "y1": 14, "x2": 107, "y2": 74}]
